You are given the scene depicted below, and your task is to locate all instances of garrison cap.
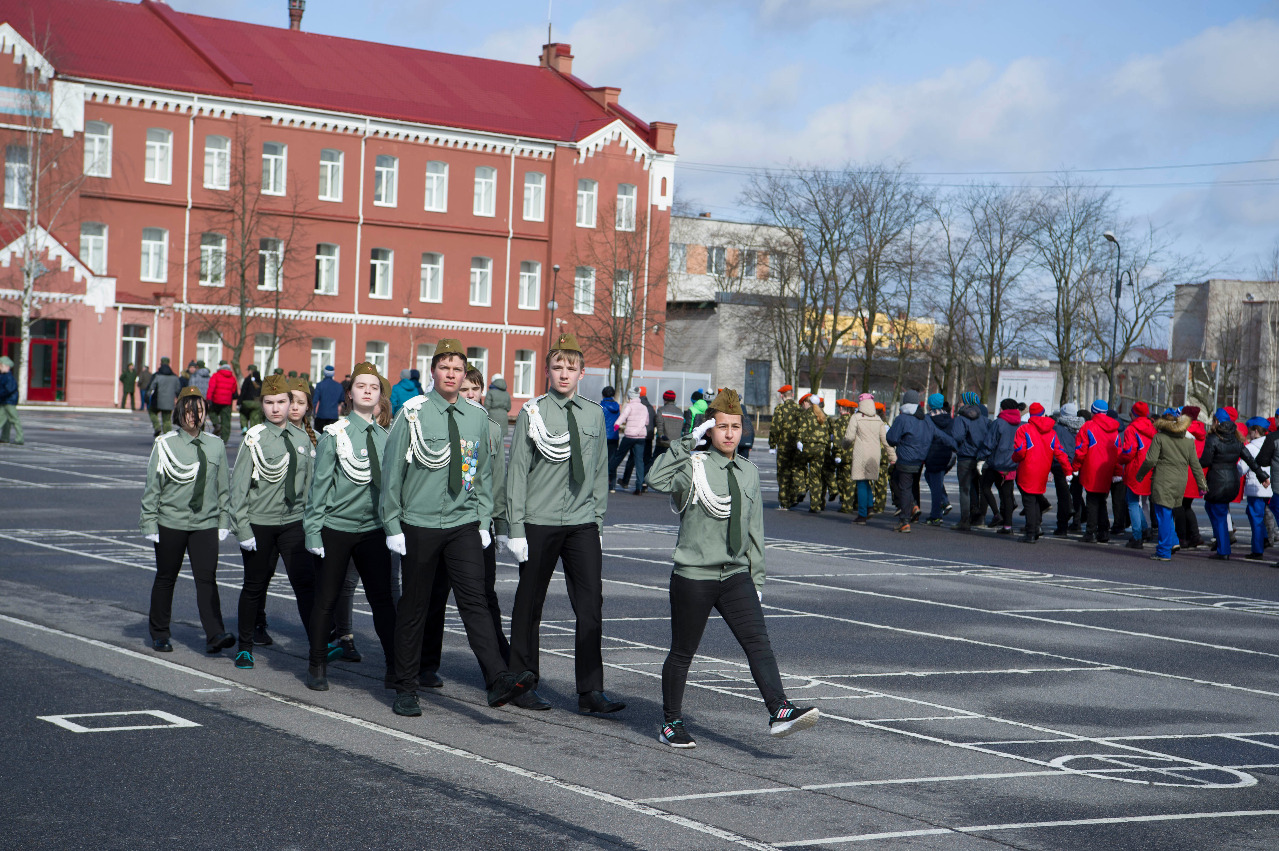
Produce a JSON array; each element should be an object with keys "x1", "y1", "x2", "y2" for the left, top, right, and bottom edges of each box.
[
  {"x1": 433, "y1": 339, "x2": 467, "y2": 361},
  {"x1": 261, "y1": 375, "x2": 291, "y2": 397},
  {"x1": 550, "y1": 332, "x2": 582, "y2": 354},
  {"x1": 287, "y1": 377, "x2": 309, "y2": 395},
  {"x1": 177, "y1": 386, "x2": 204, "y2": 400},
  {"x1": 351, "y1": 361, "x2": 390, "y2": 398},
  {"x1": 708, "y1": 387, "x2": 743, "y2": 417}
]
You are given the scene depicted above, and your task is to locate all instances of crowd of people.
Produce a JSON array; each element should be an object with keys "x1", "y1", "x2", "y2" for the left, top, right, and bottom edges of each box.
[{"x1": 766, "y1": 385, "x2": 1279, "y2": 563}]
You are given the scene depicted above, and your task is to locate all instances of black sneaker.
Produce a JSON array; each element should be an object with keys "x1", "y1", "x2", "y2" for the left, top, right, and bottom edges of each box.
[
  {"x1": 324, "y1": 642, "x2": 345, "y2": 663},
  {"x1": 488, "y1": 670, "x2": 536, "y2": 707},
  {"x1": 769, "y1": 702, "x2": 820, "y2": 738},
  {"x1": 942, "y1": 503, "x2": 953, "y2": 515},
  {"x1": 205, "y1": 632, "x2": 235, "y2": 654},
  {"x1": 252, "y1": 625, "x2": 273, "y2": 646},
  {"x1": 393, "y1": 692, "x2": 421, "y2": 716},
  {"x1": 1245, "y1": 552, "x2": 1265, "y2": 561},
  {"x1": 152, "y1": 639, "x2": 173, "y2": 652},
  {"x1": 334, "y1": 635, "x2": 361, "y2": 661},
  {"x1": 1125, "y1": 539, "x2": 1144, "y2": 550},
  {"x1": 659, "y1": 719, "x2": 696, "y2": 749},
  {"x1": 306, "y1": 665, "x2": 328, "y2": 691},
  {"x1": 234, "y1": 650, "x2": 254, "y2": 669}
]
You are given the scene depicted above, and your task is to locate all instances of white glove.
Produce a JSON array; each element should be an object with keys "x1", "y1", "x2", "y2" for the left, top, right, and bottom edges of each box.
[
  {"x1": 691, "y1": 418, "x2": 716, "y2": 444},
  {"x1": 1112, "y1": 475, "x2": 1123, "y2": 483},
  {"x1": 144, "y1": 533, "x2": 160, "y2": 544},
  {"x1": 769, "y1": 448, "x2": 777, "y2": 455},
  {"x1": 835, "y1": 457, "x2": 842, "y2": 465},
  {"x1": 757, "y1": 589, "x2": 763, "y2": 602},
  {"x1": 497, "y1": 534, "x2": 510, "y2": 552},
  {"x1": 507, "y1": 536, "x2": 529, "y2": 563},
  {"x1": 479, "y1": 529, "x2": 491, "y2": 549},
  {"x1": 218, "y1": 528, "x2": 229, "y2": 541},
  {"x1": 386, "y1": 533, "x2": 406, "y2": 556},
  {"x1": 308, "y1": 546, "x2": 326, "y2": 558},
  {"x1": 239, "y1": 537, "x2": 257, "y2": 552},
  {"x1": 796, "y1": 441, "x2": 804, "y2": 452},
  {"x1": 600, "y1": 532, "x2": 605, "y2": 550}
]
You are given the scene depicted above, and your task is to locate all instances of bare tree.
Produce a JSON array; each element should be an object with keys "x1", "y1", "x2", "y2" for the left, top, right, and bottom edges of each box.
[
  {"x1": 922, "y1": 195, "x2": 978, "y2": 401},
  {"x1": 882, "y1": 218, "x2": 932, "y2": 400}
]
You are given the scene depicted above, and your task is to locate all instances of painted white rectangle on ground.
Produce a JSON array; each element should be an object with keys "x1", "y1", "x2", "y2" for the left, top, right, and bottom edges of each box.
[{"x1": 38, "y1": 709, "x2": 201, "y2": 733}]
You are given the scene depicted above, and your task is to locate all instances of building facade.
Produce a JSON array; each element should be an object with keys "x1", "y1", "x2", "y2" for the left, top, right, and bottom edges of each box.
[
  {"x1": 0, "y1": 0, "x2": 675, "y2": 406},
  {"x1": 1170, "y1": 278, "x2": 1279, "y2": 415}
]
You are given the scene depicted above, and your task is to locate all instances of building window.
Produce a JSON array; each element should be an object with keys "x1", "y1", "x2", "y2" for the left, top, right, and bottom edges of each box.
[
  {"x1": 573, "y1": 266, "x2": 595, "y2": 314},
  {"x1": 373, "y1": 154, "x2": 398, "y2": 206},
  {"x1": 707, "y1": 245, "x2": 726, "y2": 275},
  {"x1": 258, "y1": 238, "x2": 284, "y2": 290},
  {"x1": 140, "y1": 227, "x2": 168, "y2": 282},
  {"x1": 616, "y1": 183, "x2": 636, "y2": 231},
  {"x1": 364, "y1": 341, "x2": 388, "y2": 376},
  {"x1": 145, "y1": 129, "x2": 172, "y2": 184},
  {"x1": 310, "y1": 337, "x2": 336, "y2": 377},
  {"x1": 415, "y1": 343, "x2": 434, "y2": 376},
  {"x1": 513, "y1": 349, "x2": 535, "y2": 397},
  {"x1": 473, "y1": 166, "x2": 496, "y2": 217},
  {"x1": 469, "y1": 256, "x2": 492, "y2": 306},
  {"x1": 196, "y1": 330, "x2": 222, "y2": 367},
  {"x1": 4, "y1": 145, "x2": 30, "y2": 209},
  {"x1": 743, "y1": 249, "x2": 758, "y2": 278},
  {"x1": 203, "y1": 135, "x2": 229, "y2": 190},
  {"x1": 424, "y1": 161, "x2": 448, "y2": 212},
  {"x1": 315, "y1": 243, "x2": 339, "y2": 295},
  {"x1": 254, "y1": 334, "x2": 279, "y2": 374},
  {"x1": 318, "y1": 149, "x2": 343, "y2": 201},
  {"x1": 576, "y1": 179, "x2": 597, "y2": 228},
  {"x1": 670, "y1": 242, "x2": 686, "y2": 274},
  {"x1": 80, "y1": 222, "x2": 107, "y2": 275},
  {"x1": 466, "y1": 347, "x2": 487, "y2": 382},
  {"x1": 613, "y1": 270, "x2": 633, "y2": 318},
  {"x1": 419, "y1": 252, "x2": 443, "y2": 303},
  {"x1": 84, "y1": 121, "x2": 112, "y2": 178},
  {"x1": 199, "y1": 233, "x2": 226, "y2": 286},
  {"x1": 523, "y1": 172, "x2": 545, "y2": 221},
  {"x1": 121, "y1": 324, "x2": 149, "y2": 371},
  {"x1": 518, "y1": 261, "x2": 540, "y2": 310},
  {"x1": 369, "y1": 248, "x2": 392, "y2": 298},
  {"x1": 261, "y1": 142, "x2": 286, "y2": 195}
]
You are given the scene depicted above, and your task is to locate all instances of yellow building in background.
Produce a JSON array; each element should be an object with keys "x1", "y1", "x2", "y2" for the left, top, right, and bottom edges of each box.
[{"x1": 824, "y1": 312, "x2": 937, "y2": 351}]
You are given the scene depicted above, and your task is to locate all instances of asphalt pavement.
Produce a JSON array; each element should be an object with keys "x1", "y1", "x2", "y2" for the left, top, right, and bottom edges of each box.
[{"x1": 3, "y1": 409, "x2": 1279, "y2": 850}]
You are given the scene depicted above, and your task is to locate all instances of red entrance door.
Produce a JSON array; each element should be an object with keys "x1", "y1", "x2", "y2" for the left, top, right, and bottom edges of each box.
[
  {"x1": 0, "y1": 318, "x2": 68, "y2": 402},
  {"x1": 26, "y1": 339, "x2": 59, "y2": 402}
]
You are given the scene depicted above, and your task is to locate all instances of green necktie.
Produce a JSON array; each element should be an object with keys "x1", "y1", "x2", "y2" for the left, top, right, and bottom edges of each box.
[
  {"x1": 366, "y1": 427, "x2": 381, "y2": 490},
  {"x1": 726, "y1": 462, "x2": 742, "y2": 556},
  {"x1": 284, "y1": 430, "x2": 298, "y2": 509},
  {"x1": 566, "y1": 402, "x2": 585, "y2": 486},
  {"x1": 447, "y1": 405, "x2": 463, "y2": 494},
  {"x1": 188, "y1": 439, "x2": 207, "y2": 513}
]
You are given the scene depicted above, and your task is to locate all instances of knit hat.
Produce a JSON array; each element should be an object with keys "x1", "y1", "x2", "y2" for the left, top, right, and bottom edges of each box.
[
  {"x1": 627, "y1": 388, "x2": 640, "y2": 399},
  {"x1": 1130, "y1": 401, "x2": 1149, "y2": 418},
  {"x1": 707, "y1": 388, "x2": 743, "y2": 416},
  {"x1": 1214, "y1": 408, "x2": 1233, "y2": 423},
  {"x1": 1225, "y1": 406, "x2": 1240, "y2": 422},
  {"x1": 1090, "y1": 399, "x2": 1108, "y2": 415},
  {"x1": 663, "y1": 390, "x2": 676, "y2": 401},
  {"x1": 1059, "y1": 402, "x2": 1078, "y2": 418},
  {"x1": 323, "y1": 365, "x2": 335, "y2": 375},
  {"x1": 1028, "y1": 402, "x2": 1045, "y2": 416},
  {"x1": 901, "y1": 389, "x2": 920, "y2": 406},
  {"x1": 639, "y1": 386, "x2": 647, "y2": 396},
  {"x1": 410, "y1": 369, "x2": 421, "y2": 382},
  {"x1": 1183, "y1": 406, "x2": 1201, "y2": 420},
  {"x1": 400, "y1": 369, "x2": 412, "y2": 380},
  {"x1": 602, "y1": 386, "x2": 615, "y2": 398},
  {"x1": 1000, "y1": 398, "x2": 1019, "y2": 411},
  {"x1": 1246, "y1": 416, "x2": 1269, "y2": 430},
  {"x1": 927, "y1": 393, "x2": 944, "y2": 411},
  {"x1": 491, "y1": 373, "x2": 503, "y2": 381},
  {"x1": 858, "y1": 392, "x2": 874, "y2": 401},
  {"x1": 0, "y1": 355, "x2": 11, "y2": 367}
]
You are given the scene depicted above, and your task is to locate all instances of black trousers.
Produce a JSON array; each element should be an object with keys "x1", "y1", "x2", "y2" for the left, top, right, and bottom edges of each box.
[
  {"x1": 394, "y1": 522, "x2": 508, "y2": 693},
  {"x1": 1070, "y1": 477, "x2": 1084, "y2": 526},
  {"x1": 1020, "y1": 486, "x2": 1043, "y2": 536},
  {"x1": 979, "y1": 465, "x2": 1001, "y2": 522},
  {"x1": 892, "y1": 465, "x2": 921, "y2": 520},
  {"x1": 509, "y1": 522, "x2": 604, "y2": 694},
  {"x1": 236, "y1": 521, "x2": 315, "y2": 651},
  {"x1": 1175, "y1": 497, "x2": 1204, "y2": 546},
  {"x1": 421, "y1": 536, "x2": 510, "y2": 676},
  {"x1": 1051, "y1": 465, "x2": 1074, "y2": 532},
  {"x1": 662, "y1": 571, "x2": 785, "y2": 722},
  {"x1": 1110, "y1": 480, "x2": 1130, "y2": 532},
  {"x1": 956, "y1": 456, "x2": 979, "y2": 527},
  {"x1": 309, "y1": 527, "x2": 397, "y2": 670},
  {"x1": 149, "y1": 526, "x2": 225, "y2": 642},
  {"x1": 1085, "y1": 491, "x2": 1111, "y2": 540}
]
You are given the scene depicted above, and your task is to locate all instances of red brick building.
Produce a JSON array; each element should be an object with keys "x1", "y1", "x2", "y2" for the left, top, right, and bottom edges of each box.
[{"x1": 0, "y1": 0, "x2": 675, "y2": 405}]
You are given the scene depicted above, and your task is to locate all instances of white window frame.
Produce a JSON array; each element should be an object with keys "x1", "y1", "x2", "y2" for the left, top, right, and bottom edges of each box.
[
  {"x1": 573, "y1": 266, "x2": 595, "y2": 315},
  {"x1": 743, "y1": 249, "x2": 758, "y2": 278},
  {"x1": 203, "y1": 135, "x2": 229, "y2": 190},
  {"x1": 80, "y1": 222, "x2": 108, "y2": 276},
  {"x1": 369, "y1": 248, "x2": 393, "y2": 299},
  {"x1": 199, "y1": 232, "x2": 226, "y2": 287},
  {"x1": 469, "y1": 256, "x2": 492, "y2": 306},
  {"x1": 419, "y1": 252, "x2": 443, "y2": 303},
  {"x1": 473, "y1": 166, "x2": 496, "y2": 217},
  {"x1": 310, "y1": 337, "x2": 336, "y2": 378},
  {"x1": 84, "y1": 121, "x2": 112, "y2": 178},
  {"x1": 364, "y1": 341, "x2": 389, "y2": 376},
  {"x1": 576, "y1": 179, "x2": 597, "y2": 228},
  {"x1": 261, "y1": 142, "x2": 287, "y2": 196},
  {"x1": 315, "y1": 243, "x2": 339, "y2": 295},
  {"x1": 707, "y1": 245, "x2": 727, "y2": 275},
  {"x1": 145, "y1": 129, "x2": 172, "y2": 184},
  {"x1": 253, "y1": 334, "x2": 279, "y2": 374},
  {"x1": 616, "y1": 183, "x2": 636, "y2": 231},
  {"x1": 140, "y1": 227, "x2": 168, "y2": 283},
  {"x1": 373, "y1": 154, "x2": 398, "y2": 207},
  {"x1": 513, "y1": 349, "x2": 536, "y2": 397},
  {"x1": 518, "y1": 260, "x2": 540, "y2": 310},
  {"x1": 258, "y1": 238, "x2": 284, "y2": 291},
  {"x1": 523, "y1": 172, "x2": 545, "y2": 222},
  {"x1": 415, "y1": 343, "x2": 433, "y2": 377},
  {"x1": 318, "y1": 149, "x2": 343, "y2": 202},
  {"x1": 466, "y1": 347, "x2": 488, "y2": 383},
  {"x1": 613, "y1": 270, "x2": 633, "y2": 318},
  {"x1": 195, "y1": 330, "x2": 222, "y2": 367},
  {"x1": 670, "y1": 242, "x2": 686, "y2": 273},
  {"x1": 424, "y1": 161, "x2": 448, "y2": 212},
  {"x1": 3, "y1": 145, "x2": 27, "y2": 209}
]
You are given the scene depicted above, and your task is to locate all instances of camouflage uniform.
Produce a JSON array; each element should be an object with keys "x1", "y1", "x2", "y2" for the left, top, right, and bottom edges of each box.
[
  {"x1": 795, "y1": 408, "x2": 830, "y2": 512},
  {"x1": 826, "y1": 412, "x2": 855, "y2": 512},
  {"x1": 769, "y1": 399, "x2": 803, "y2": 508},
  {"x1": 872, "y1": 453, "x2": 892, "y2": 514}
]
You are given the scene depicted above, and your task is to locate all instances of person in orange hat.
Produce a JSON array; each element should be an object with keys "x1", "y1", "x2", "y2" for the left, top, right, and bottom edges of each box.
[
  {"x1": 768, "y1": 384, "x2": 803, "y2": 508},
  {"x1": 826, "y1": 399, "x2": 856, "y2": 512}
]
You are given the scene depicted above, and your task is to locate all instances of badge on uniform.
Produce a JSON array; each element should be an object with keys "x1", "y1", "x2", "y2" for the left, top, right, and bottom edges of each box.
[{"x1": 361, "y1": 448, "x2": 368, "y2": 456}]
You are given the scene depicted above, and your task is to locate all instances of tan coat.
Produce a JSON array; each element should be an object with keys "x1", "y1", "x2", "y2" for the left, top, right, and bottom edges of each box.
[{"x1": 843, "y1": 399, "x2": 896, "y2": 480}]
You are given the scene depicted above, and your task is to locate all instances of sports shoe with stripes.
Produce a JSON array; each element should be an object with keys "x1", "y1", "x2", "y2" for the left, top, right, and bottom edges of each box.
[
  {"x1": 659, "y1": 719, "x2": 696, "y2": 749},
  {"x1": 769, "y1": 702, "x2": 819, "y2": 738}
]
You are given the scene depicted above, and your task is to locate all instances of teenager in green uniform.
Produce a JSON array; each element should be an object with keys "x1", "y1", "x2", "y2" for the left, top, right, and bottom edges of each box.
[
  {"x1": 769, "y1": 386, "x2": 801, "y2": 508},
  {"x1": 139, "y1": 387, "x2": 234, "y2": 653},
  {"x1": 229, "y1": 374, "x2": 316, "y2": 669},
  {"x1": 647, "y1": 388, "x2": 820, "y2": 748},
  {"x1": 382, "y1": 339, "x2": 530, "y2": 716},
  {"x1": 505, "y1": 333, "x2": 622, "y2": 714},
  {"x1": 827, "y1": 399, "x2": 856, "y2": 512},
  {"x1": 303, "y1": 363, "x2": 399, "y2": 690}
]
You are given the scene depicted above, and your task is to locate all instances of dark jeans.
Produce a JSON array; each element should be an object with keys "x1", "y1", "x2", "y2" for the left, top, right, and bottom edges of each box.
[
  {"x1": 332, "y1": 563, "x2": 359, "y2": 638},
  {"x1": 1085, "y1": 491, "x2": 1111, "y2": 540},
  {"x1": 956, "y1": 456, "x2": 979, "y2": 527},
  {"x1": 394, "y1": 522, "x2": 510, "y2": 693},
  {"x1": 309, "y1": 527, "x2": 397, "y2": 670},
  {"x1": 1174, "y1": 497, "x2": 1203, "y2": 546},
  {"x1": 1051, "y1": 465, "x2": 1074, "y2": 532},
  {"x1": 421, "y1": 534, "x2": 510, "y2": 676},
  {"x1": 509, "y1": 522, "x2": 604, "y2": 694},
  {"x1": 892, "y1": 465, "x2": 921, "y2": 521},
  {"x1": 611, "y1": 436, "x2": 647, "y2": 490},
  {"x1": 1020, "y1": 486, "x2": 1043, "y2": 536},
  {"x1": 662, "y1": 571, "x2": 785, "y2": 722},
  {"x1": 149, "y1": 526, "x2": 225, "y2": 642},
  {"x1": 981, "y1": 468, "x2": 1015, "y2": 527},
  {"x1": 979, "y1": 465, "x2": 1002, "y2": 523},
  {"x1": 236, "y1": 521, "x2": 315, "y2": 651},
  {"x1": 1110, "y1": 480, "x2": 1130, "y2": 532},
  {"x1": 924, "y1": 467, "x2": 949, "y2": 520}
]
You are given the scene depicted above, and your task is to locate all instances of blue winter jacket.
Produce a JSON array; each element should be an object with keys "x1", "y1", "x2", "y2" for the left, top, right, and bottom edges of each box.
[
  {"x1": 389, "y1": 378, "x2": 419, "y2": 418},
  {"x1": 982, "y1": 410, "x2": 1023, "y2": 472},
  {"x1": 0, "y1": 371, "x2": 16, "y2": 406},
  {"x1": 312, "y1": 376, "x2": 344, "y2": 419},
  {"x1": 924, "y1": 411, "x2": 956, "y2": 471},
  {"x1": 950, "y1": 404, "x2": 989, "y2": 458},
  {"x1": 601, "y1": 397, "x2": 620, "y2": 436},
  {"x1": 887, "y1": 404, "x2": 956, "y2": 468}
]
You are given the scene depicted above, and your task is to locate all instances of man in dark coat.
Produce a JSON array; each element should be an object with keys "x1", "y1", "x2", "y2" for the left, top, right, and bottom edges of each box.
[
  {"x1": 147, "y1": 358, "x2": 182, "y2": 436},
  {"x1": 886, "y1": 390, "x2": 956, "y2": 532},
  {"x1": 949, "y1": 391, "x2": 988, "y2": 530}
]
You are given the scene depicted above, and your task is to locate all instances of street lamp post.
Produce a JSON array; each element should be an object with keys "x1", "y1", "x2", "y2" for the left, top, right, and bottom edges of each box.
[
  {"x1": 545, "y1": 264, "x2": 560, "y2": 392},
  {"x1": 1103, "y1": 231, "x2": 1133, "y2": 410}
]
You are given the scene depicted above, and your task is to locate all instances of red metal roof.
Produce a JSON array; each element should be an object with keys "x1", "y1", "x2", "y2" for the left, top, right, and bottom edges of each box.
[{"x1": 4, "y1": 0, "x2": 657, "y2": 145}]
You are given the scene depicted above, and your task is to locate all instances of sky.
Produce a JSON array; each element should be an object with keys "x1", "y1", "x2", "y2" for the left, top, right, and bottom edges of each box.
[{"x1": 167, "y1": 0, "x2": 1279, "y2": 279}]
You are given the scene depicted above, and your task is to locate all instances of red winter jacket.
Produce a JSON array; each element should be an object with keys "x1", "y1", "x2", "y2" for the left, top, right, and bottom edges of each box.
[
  {"x1": 206, "y1": 367, "x2": 238, "y2": 405},
  {"x1": 1012, "y1": 416, "x2": 1071, "y2": 495},
  {"x1": 1119, "y1": 416, "x2": 1157, "y2": 496},
  {"x1": 1183, "y1": 420, "x2": 1207, "y2": 499},
  {"x1": 1073, "y1": 413, "x2": 1120, "y2": 493}
]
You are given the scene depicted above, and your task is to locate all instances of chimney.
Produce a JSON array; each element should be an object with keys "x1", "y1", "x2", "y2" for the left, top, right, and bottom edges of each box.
[
  {"x1": 651, "y1": 121, "x2": 677, "y2": 154},
  {"x1": 539, "y1": 43, "x2": 574, "y2": 75},
  {"x1": 288, "y1": 0, "x2": 305, "y2": 31},
  {"x1": 699, "y1": 212, "x2": 712, "y2": 218},
  {"x1": 586, "y1": 86, "x2": 620, "y2": 110}
]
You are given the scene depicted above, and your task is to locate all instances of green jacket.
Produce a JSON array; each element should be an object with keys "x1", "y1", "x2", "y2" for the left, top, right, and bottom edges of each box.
[
  {"x1": 139, "y1": 430, "x2": 230, "y2": 534},
  {"x1": 119, "y1": 370, "x2": 137, "y2": 392},
  {"x1": 646, "y1": 433, "x2": 766, "y2": 591},
  {"x1": 229, "y1": 421, "x2": 314, "y2": 540},
  {"x1": 768, "y1": 399, "x2": 800, "y2": 450},
  {"x1": 380, "y1": 390, "x2": 494, "y2": 535},
  {"x1": 505, "y1": 390, "x2": 608, "y2": 538},
  {"x1": 303, "y1": 414, "x2": 388, "y2": 550},
  {"x1": 1136, "y1": 415, "x2": 1207, "y2": 508}
]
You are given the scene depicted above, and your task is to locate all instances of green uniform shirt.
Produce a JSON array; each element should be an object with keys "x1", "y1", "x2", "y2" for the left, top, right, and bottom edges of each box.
[
  {"x1": 487, "y1": 418, "x2": 510, "y2": 537},
  {"x1": 139, "y1": 430, "x2": 230, "y2": 534},
  {"x1": 229, "y1": 421, "x2": 314, "y2": 541},
  {"x1": 645, "y1": 434, "x2": 767, "y2": 591},
  {"x1": 505, "y1": 390, "x2": 608, "y2": 539},
  {"x1": 303, "y1": 414, "x2": 388, "y2": 550},
  {"x1": 380, "y1": 390, "x2": 493, "y2": 535}
]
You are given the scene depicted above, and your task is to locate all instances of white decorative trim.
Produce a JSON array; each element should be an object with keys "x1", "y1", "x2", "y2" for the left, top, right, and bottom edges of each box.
[
  {"x1": 0, "y1": 225, "x2": 98, "y2": 284},
  {"x1": 176, "y1": 301, "x2": 545, "y2": 335},
  {"x1": 575, "y1": 119, "x2": 655, "y2": 168},
  {"x1": 0, "y1": 24, "x2": 54, "y2": 81},
  {"x1": 521, "y1": 395, "x2": 572, "y2": 463}
]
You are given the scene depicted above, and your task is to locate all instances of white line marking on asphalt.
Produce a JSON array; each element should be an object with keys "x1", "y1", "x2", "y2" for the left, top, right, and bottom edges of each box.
[
  {"x1": 815, "y1": 666, "x2": 1118, "y2": 678},
  {"x1": 635, "y1": 771, "x2": 1070, "y2": 803},
  {"x1": 38, "y1": 709, "x2": 201, "y2": 733},
  {"x1": 194, "y1": 688, "x2": 233, "y2": 693}
]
